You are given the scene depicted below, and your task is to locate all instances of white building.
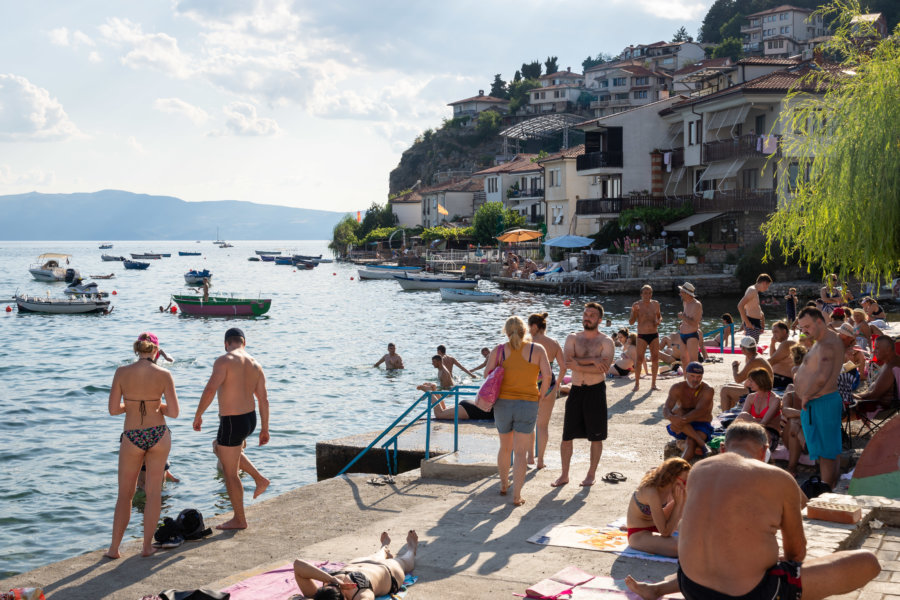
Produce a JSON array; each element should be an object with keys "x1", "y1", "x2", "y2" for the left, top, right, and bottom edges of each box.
[
  {"x1": 586, "y1": 63, "x2": 672, "y2": 117},
  {"x1": 420, "y1": 178, "x2": 483, "y2": 228},
  {"x1": 528, "y1": 68, "x2": 585, "y2": 114},
  {"x1": 741, "y1": 5, "x2": 826, "y2": 57},
  {"x1": 389, "y1": 189, "x2": 423, "y2": 228},
  {"x1": 473, "y1": 155, "x2": 545, "y2": 224},
  {"x1": 538, "y1": 145, "x2": 591, "y2": 238},
  {"x1": 447, "y1": 90, "x2": 509, "y2": 124}
]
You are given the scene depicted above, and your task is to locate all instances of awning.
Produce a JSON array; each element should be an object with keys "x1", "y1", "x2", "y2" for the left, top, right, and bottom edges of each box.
[
  {"x1": 664, "y1": 166, "x2": 686, "y2": 195},
  {"x1": 697, "y1": 158, "x2": 746, "y2": 184},
  {"x1": 544, "y1": 235, "x2": 595, "y2": 248},
  {"x1": 663, "y1": 122, "x2": 683, "y2": 148},
  {"x1": 665, "y1": 212, "x2": 724, "y2": 231},
  {"x1": 705, "y1": 104, "x2": 750, "y2": 133}
]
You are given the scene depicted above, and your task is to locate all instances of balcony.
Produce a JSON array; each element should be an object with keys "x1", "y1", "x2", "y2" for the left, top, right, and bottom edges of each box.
[
  {"x1": 576, "y1": 195, "x2": 691, "y2": 215},
  {"x1": 576, "y1": 151, "x2": 624, "y2": 171},
  {"x1": 574, "y1": 191, "x2": 778, "y2": 216},
  {"x1": 590, "y1": 99, "x2": 610, "y2": 109},
  {"x1": 743, "y1": 42, "x2": 762, "y2": 52},
  {"x1": 697, "y1": 189, "x2": 777, "y2": 213},
  {"x1": 702, "y1": 134, "x2": 775, "y2": 163},
  {"x1": 741, "y1": 22, "x2": 761, "y2": 32},
  {"x1": 508, "y1": 188, "x2": 544, "y2": 199}
]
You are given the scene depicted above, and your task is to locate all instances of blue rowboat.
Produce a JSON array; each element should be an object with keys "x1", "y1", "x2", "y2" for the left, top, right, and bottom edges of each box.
[
  {"x1": 274, "y1": 256, "x2": 293, "y2": 265},
  {"x1": 124, "y1": 260, "x2": 150, "y2": 270},
  {"x1": 179, "y1": 251, "x2": 202, "y2": 256}
]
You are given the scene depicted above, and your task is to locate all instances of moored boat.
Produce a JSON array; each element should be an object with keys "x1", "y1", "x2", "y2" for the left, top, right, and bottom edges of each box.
[
  {"x1": 15, "y1": 294, "x2": 110, "y2": 314},
  {"x1": 171, "y1": 294, "x2": 272, "y2": 316},
  {"x1": 274, "y1": 256, "x2": 293, "y2": 265},
  {"x1": 130, "y1": 253, "x2": 162, "y2": 260},
  {"x1": 99, "y1": 243, "x2": 113, "y2": 249},
  {"x1": 394, "y1": 273, "x2": 478, "y2": 290},
  {"x1": 291, "y1": 255, "x2": 318, "y2": 267},
  {"x1": 101, "y1": 254, "x2": 126, "y2": 262},
  {"x1": 89, "y1": 273, "x2": 116, "y2": 279},
  {"x1": 368, "y1": 264, "x2": 423, "y2": 271},
  {"x1": 440, "y1": 288, "x2": 501, "y2": 302},
  {"x1": 248, "y1": 257, "x2": 260, "y2": 262},
  {"x1": 255, "y1": 250, "x2": 281, "y2": 256},
  {"x1": 184, "y1": 269, "x2": 212, "y2": 285},
  {"x1": 124, "y1": 260, "x2": 150, "y2": 270},
  {"x1": 260, "y1": 255, "x2": 276, "y2": 262},
  {"x1": 179, "y1": 251, "x2": 202, "y2": 256},
  {"x1": 29, "y1": 254, "x2": 78, "y2": 282}
]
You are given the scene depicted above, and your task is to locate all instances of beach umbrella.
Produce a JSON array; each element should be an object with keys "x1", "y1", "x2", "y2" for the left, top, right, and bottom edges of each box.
[
  {"x1": 848, "y1": 416, "x2": 900, "y2": 498},
  {"x1": 496, "y1": 229, "x2": 543, "y2": 243},
  {"x1": 543, "y1": 235, "x2": 595, "y2": 248}
]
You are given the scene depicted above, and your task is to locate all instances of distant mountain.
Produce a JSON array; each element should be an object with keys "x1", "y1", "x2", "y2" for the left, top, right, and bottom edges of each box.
[{"x1": 0, "y1": 190, "x2": 347, "y2": 240}]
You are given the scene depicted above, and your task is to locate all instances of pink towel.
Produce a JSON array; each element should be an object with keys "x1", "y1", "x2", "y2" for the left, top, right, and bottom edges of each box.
[{"x1": 222, "y1": 560, "x2": 344, "y2": 600}]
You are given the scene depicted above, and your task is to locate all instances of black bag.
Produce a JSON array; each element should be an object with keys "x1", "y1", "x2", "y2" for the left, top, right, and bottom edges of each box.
[
  {"x1": 800, "y1": 475, "x2": 832, "y2": 499},
  {"x1": 159, "y1": 590, "x2": 229, "y2": 600},
  {"x1": 176, "y1": 508, "x2": 212, "y2": 541},
  {"x1": 154, "y1": 517, "x2": 181, "y2": 544}
]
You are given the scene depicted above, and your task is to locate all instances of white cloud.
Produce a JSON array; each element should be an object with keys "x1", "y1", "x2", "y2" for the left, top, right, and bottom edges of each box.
[
  {"x1": 99, "y1": 17, "x2": 193, "y2": 78},
  {"x1": 73, "y1": 31, "x2": 96, "y2": 47},
  {"x1": 127, "y1": 136, "x2": 144, "y2": 153},
  {"x1": 154, "y1": 97, "x2": 209, "y2": 124},
  {"x1": 48, "y1": 27, "x2": 69, "y2": 46},
  {"x1": 222, "y1": 101, "x2": 279, "y2": 136},
  {"x1": 88, "y1": 51, "x2": 102, "y2": 63},
  {"x1": 0, "y1": 74, "x2": 81, "y2": 141},
  {"x1": 617, "y1": 0, "x2": 712, "y2": 20},
  {"x1": 0, "y1": 164, "x2": 55, "y2": 186}
]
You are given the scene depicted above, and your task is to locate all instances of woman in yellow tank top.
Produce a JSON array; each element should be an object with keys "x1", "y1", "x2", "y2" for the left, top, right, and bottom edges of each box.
[{"x1": 484, "y1": 316, "x2": 551, "y2": 506}]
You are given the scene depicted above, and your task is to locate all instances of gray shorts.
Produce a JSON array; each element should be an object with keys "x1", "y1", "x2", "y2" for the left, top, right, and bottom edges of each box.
[{"x1": 493, "y1": 398, "x2": 539, "y2": 434}]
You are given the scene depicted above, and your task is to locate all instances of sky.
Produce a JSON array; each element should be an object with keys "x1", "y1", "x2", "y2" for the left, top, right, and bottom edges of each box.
[{"x1": 0, "y1": 0, "x2": 716, "y2": 213}]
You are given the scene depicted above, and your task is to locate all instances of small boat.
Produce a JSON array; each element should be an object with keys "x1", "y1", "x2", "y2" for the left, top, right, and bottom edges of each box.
[
  {"x1": 89, "y1": 273, "x2": 116, "y2": 279},
  {"x1": 394, "y1": 273, "x2": 478, "y2": 291},
  {"x1": 248, "y1": 257, "x2": 260, "y2": 262},
  {"x1": 357, "y1": 265, "x2": 425, "y2": 280},
  {"x1": 291, "y1": 255, "x2": 318, "y2": 267},
  {"x1": 130, "y1": 253, "x2": 162, "y2": 260},
  {"x1": 220, "y1": 243, "x2": 234, "y2": 248},
  {"x1": 185, "y1": 269, "x2": 212, "y2": 285},
  {"x1": 292, "y1": 254, "x2": 322, "y2": 261},
  {"x1": 64, "y1": 280, "x2": 109, "y2": 297},
  {"x1": 312, "y1": 258, "x2": 334, "y2": 264},
  {"x1": 171, "y1": 294, "x2": 272, "y2": 317},
  {"x1": 102, "y1": 254, "x2": 126, "y2": 262},
  {"x1": 124, "y1": 260, "x2": 150, "y2": 270},
  {"x1": 179, "y1": 251, "x2": 202, "y2": 256},
  {"x1": 159, "y1": 253, "x2": 172, "y2": 258},
  {"x1": 99, "y1": 244, "x2": 113, "y2": 249},
  {"x1": 260, "y1": 255, "x2": 276, "y2": 262},
  {"x1": 15, "y1": 294, "x2": 110, "y2": 314},
  {"x1": 29, "y1": 254, "x2": 78, "y2": 282},
  {"x1": 255, "y1": 250, "x2": 281, "y2": 256},
  {"x1": 274, "y1": 256, "x2": 293, "y2": 265},
  {"x1": 440, "y1": 288, "x2": 501, "y2": 302},
  {"x1": 367, "y1": 264, "x2": 423, "y2": 271},
  {"x1": 294, "y1": 260, "x2": 315, "y2": 270}
]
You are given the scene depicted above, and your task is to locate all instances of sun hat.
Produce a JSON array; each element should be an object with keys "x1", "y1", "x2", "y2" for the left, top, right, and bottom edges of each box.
[
  {"x1": 740, "y1": 336, "x2": 757, "y2": 350},
  {"x1": 137, "y1": 332, "x2": 159, "y2": 346},
  {"x1": 837, "y1": 323, "x2": 856, "y2": 338},
  {"x1": 678, "y1": 282, "x2": 696, "y2": 297}
]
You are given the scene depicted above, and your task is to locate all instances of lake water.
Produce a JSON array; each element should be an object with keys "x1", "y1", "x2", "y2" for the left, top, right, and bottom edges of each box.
[{"x1": 1, "y1": 240, "x2": 753, "y2": 577}]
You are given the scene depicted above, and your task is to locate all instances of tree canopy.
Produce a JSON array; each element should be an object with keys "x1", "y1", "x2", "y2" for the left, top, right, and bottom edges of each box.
[
  {"x1": 544, "y1": 56, "x2": 559, "y2": 75},
  {"x1": 763, "y1": 0, "x2": 900, "y2": 287},
  {"x1": 489, "y1": 74, "x2": 508, "y2": 99},
  {"x1": 672, "y1": 26, "x2": 694, "y2": 42},
  {"x1": 582, "y1": 52, "x2": 614, "y2": 71},
  {"x1": 472, "y1": 202, "x2": 527, "y2": 244},
  {"x1": 507, "y1": 78, "x2": 541, "y2": 113},
  {"x1": 711, "y1": 37, "x2": 744, "y2": 61},
  {"x1": 521, "y1": 60, "x2": 542, "y2": 80}
]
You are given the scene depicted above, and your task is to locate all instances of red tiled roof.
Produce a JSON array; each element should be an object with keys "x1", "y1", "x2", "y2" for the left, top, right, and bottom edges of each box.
[
  {"x1": 747, "y1": 4, "x2": 812, "y2": 17},
  {"x1": 674, "y1": 58, "x2": 731, "y2": 76},
  {"x1": 537, "y1": 144, "x2": 586, "y2": 163},
  {"x1": 737, "y1": 56, "x2": 802, "y2": 66},
  {"x1": 540, "y1": 70, "x2": 583, "y2": 80},
  {"x1": 389, "y1": 190, "x2": 422, "y2": 204},
  {"x1": 473, "y1": 155, "x2": 541, "y2": 175},
  {"x1": 448, "y1": 94, "x2": 510, "y2": 106}
]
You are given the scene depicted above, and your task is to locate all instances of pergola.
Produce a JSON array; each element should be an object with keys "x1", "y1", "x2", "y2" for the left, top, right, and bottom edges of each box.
[{"x1": 499, "y1": 113, "x2": 585, "y2": 154}]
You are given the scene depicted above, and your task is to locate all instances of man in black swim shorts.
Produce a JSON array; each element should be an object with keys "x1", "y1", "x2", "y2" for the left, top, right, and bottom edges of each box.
[{"x1": 194, "y1": 327, "x2": 270, "y2": 530}]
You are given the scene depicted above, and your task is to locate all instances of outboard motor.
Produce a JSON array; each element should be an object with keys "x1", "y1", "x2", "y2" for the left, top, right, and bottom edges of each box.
[{"x1": 65, "y1": 268, "x2": 80, "y2": 283}]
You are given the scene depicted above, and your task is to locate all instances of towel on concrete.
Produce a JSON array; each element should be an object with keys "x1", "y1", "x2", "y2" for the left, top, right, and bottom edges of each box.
[
  {"x1": 527, "y1": 524, "x2": 678, "y2": 564},
  {"x1": 519, "y1": 574, "x2": 684, "y2": 599}
]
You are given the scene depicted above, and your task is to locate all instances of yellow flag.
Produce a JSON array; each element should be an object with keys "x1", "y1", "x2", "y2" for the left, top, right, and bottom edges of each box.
[{"x1": 437, "y1": 203, "x2": 449, "y2": 216}]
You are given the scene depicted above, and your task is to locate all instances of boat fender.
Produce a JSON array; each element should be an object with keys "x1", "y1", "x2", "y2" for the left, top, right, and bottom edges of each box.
[{"x1": 350, "y1": 277, "x2": 354, "y2": 280}]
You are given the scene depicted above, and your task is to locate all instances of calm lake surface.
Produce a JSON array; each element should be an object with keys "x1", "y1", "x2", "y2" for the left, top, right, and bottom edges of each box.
[{"x1": 1, "y1": 240, "x2": 755, "y2": 576}]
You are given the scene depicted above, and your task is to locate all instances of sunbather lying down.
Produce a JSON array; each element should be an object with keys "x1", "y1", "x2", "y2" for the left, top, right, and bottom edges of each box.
[{"x1": 293, "y1": 531, "x2": 418, "y2": 599}]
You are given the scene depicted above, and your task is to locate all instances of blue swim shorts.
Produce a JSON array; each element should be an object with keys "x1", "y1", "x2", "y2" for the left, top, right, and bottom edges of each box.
[
  {"x1": 493, "y1": 398, "x2": 539, "y2": 434},
  {"x1": 801, "y1": 390, "x2": 843, "y2": 461},
  {"x1": 667, "y1": 421, "x2": 715, "y2": 442}
]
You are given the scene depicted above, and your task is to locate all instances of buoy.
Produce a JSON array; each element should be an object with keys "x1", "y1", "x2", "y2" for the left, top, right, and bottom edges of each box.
[
  {"x1": 333, "y1": 273, "x2": 336, "y2": 276},
  {"x1": 350, "y1": 277, "x2": 355, "y2": 280},
  {"x1": 563, "y1": 299, "x2": 571, "y2": 307},
  {"x1": 112, "y1": 290, "x2": 117, "y2": 295},
  {"x1": 170, "y1": 306, "x2": 177, "y2": 314},
  {"x1": 5, "y1": 306, "x2": 11, "y2": 312}
]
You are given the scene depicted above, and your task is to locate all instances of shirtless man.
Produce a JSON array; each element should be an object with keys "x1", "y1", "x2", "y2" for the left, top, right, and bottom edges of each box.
[
  {"x1": 854, "y1": 336, "x2": 900, "y2": 407},
  {"x1": 418, "y1": 355, "x2": 453, "y2": 398},
  {"x1": 202, "y1": 277, "x2": 210, "y2": 302},
  {"x1": 794, "y1": 307, "x2": 845, "y2": 489},
  {"x1": 663, "y1": 362, "x2": 714, "y2": 459},
  {"x1": 194, "y1": 328, "x2": 270, "y2": 530},
  {"x1": 630, "y1": 285, "x2": 663, "y2": 391},
  {"x1": 437, "y1": 345, "x2": 476, "y2": 378},
  {"x1": 719, "y1": 337, "x2": 773, "y2": 411},
  {"x1": 625, "y1": 422, "x2": 880, "y2": 600},
  {"x1": 737, "y1": 274, "x2": 771, "y2": 342},
  {"x1": 552, "y1": 302, "x2": 615, "y2": 487},
  {"x1": 471, "y1": 347, "x2": 491, "y2": 372},
  {"x1": 767, "y1": 321, "x2": 797, "y2": 389},
  {"x1": 373, "y1": 343, "x2": 404, "y2": 369},
  {"x1": 677, "y1": 283, "x2": 702, "y2": 366}
]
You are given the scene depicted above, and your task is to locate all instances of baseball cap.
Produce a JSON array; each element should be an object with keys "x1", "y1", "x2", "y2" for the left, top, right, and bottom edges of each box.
[
  {"x1": 137, "y1": 332, "x2": 159, "y2": 346},
  {"x1": 224, "y1": 327, "x2": 245, "y2": 341},
  {"x1": 740, "y1": 336, "x2": 757, "y2": 350},
  {"x1": 685, "y1": 362, "x2": 704, "y2": 375}
]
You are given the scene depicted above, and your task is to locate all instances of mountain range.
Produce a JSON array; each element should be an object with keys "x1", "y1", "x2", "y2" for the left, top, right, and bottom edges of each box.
[{"x1": 0, "y1": 190, "x2": 347, "y2": 240}]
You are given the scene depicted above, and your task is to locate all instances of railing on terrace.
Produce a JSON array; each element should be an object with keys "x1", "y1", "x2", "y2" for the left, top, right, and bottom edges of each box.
[
  {"x1": 702, "y1": 133, "x2": 775, "y2": 163},
  {"x1": 509, "y1": 188, "x2": 544, "y2": 198},
  {"x1": 576, "y1": 151, "x2": 624, "y2": 171},
  {"x1": 590, "y1": 99, "x2": 610, "y2": 109},
  {"x1": 667, "y1": 147, "x2": 685, "y2": 169},
  {"x1": 576, "y1": 195, "x2": 692, "y2": 215},
  {"x1": 698, "y1": 189, "x2": 777, "y2": 213}
]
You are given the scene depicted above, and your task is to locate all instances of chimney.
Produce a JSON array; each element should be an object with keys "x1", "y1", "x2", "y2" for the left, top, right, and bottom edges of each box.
[
  {"x1": 479, "y1": 89, "x2": 484, "y2": 96},
  {"x1": 567, "y1": 66, "x2": 571, "y2": 72}
]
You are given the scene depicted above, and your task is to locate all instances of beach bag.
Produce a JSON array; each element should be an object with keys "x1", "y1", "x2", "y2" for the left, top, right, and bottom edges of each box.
[
  {"x1": 176, "y1": 508, "x2": 212, "y2": 541},
  {"x1": 474, "y1": 345, "x2": 505, "y2": 412},
  {"x1": 800, "y1": 475, "x2": 832, "y2": 500}
]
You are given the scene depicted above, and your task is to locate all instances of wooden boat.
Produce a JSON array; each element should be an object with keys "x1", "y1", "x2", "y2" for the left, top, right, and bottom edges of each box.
[
  {"x1": 29, "y1": 253, "x2": 75, "y2": 281},
  {"x1": 159, "y1": 253, "x2": 172, "y2": 258},
  {"x1": 101, "y1": 254, "x2": 126, "y2": 262},
  {"x1": 99, "y1": 244, "x2": 113, "y2": 249},
  {"x1": 274, "y1": 256, "x2": 293, "y2": 265},
  {"x1": 255, "y1": 250, "x2": 281, "y2": 256},
  {"x1": 130, "y1": 253, "x2": 162, "y2": 260},
  {"x1": 89, "y1": 273, "x2": 116, "y2": 279},
  {"x1": 16, "y1": 294, "x2": 110, "y2": 314},
  {"x1": 179, "y1": 251, "x2": 202, "y2": 256},
  {"x1": 292, "y1": 254, "x2": 321, "y2": 261},
  {"x1": 291, "y1": 256, "x2": 318, "y2": 267},
  {"x1": 124, "y1": 260, "x2": 150, "y2": 270},
  {"x1": 440, "y1": 288, "x2": 501, "y2": 302},
  {"x1": 172, "y1": 294, "x2": 272, "y2": 316},
  {"x1": 394, "y1": 273, "x2": 478, "y2": 290},
  {"x1": 260, "y1": 255, "x2": 276, "y2": 262},
  {"x1": 311, "y1": 258, "x2": 333, "y2": 264},
  {"x1": 184, "y1": 269, "x2": 212, "y2": 285}
]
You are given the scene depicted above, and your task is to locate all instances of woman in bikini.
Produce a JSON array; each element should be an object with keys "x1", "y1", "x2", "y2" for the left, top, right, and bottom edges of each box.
[
  {"x1": 105, "y1": 332, "x2": 179, "y2": 559},
  {"x1": 293, "y1": 530, "x2": 418, "y2": 600},
  {"x1": 527, "y1": 312, "x2": 567, "y2": 470},
  {"x1": 608, "y1": 331, "x2": 637, "y2": 378},
  {"x1": 734, "y1": 368, "x2": 782, "y2": 454},
  {"x1": 626, "y1": 457, "x2": 690, "y2": 557}
]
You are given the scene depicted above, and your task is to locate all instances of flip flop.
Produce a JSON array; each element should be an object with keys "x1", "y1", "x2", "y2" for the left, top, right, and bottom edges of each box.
[{"x1": 601, "y1": 472, "x2": 627, "y2": 484}]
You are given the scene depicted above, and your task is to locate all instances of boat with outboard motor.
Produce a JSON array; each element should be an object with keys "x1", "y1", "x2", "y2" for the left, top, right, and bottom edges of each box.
[
  {"x1": 394, "y1": 273, "x2": 478, "y2": 290},
  {"x1": 99, "y1": 244, "x2": 113, "y2": 249},
  {"x1": 29, "y1": 254, "x2": 79, "y2": 282},
  {"x1": 440, "y1": 288, "x2": 501, "y2": 302},
  {"x1": 184, "y1": 269, "x2": 212, "y2": 285},
  {"x1": 15, "y1": 293, "x2": 111, "y2": 314},
  {"x1": 64, "y1": 279, "x2": 109, "y2": 297},
  {"x1": 101, "y1": 254, "x2": 126, "y2": 262},
  {"x1": 172, "y1": 294, "x2": 272, "y2": 316}
]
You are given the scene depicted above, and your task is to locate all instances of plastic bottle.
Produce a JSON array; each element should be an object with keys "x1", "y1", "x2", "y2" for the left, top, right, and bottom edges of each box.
[{"x1": 1, "y1": 589, "x2": 46, "y2": 600}]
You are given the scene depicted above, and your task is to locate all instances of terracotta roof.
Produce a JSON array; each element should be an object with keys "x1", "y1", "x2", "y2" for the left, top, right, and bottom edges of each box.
[
  {"x1": 737, "y1": 56, "x2": 802, "y2": 66},
  {"x1": 473, "y1": 155, "x2": 541, "y2": 176},
  {"x1": 747, "y1": 4, "x2": 813, "y2": 17},
  {"x1": 448, "y1": 94, "x2": 509, "y2": 106},
  {"x1": 389, "y1": 190, "x2": 423, "y2": 204},
  {"x1": 674, "y1": 58, "x2": 731, "y2": 76},
  {"x1": 577, "y1": 96, "x2": 685, "y2": 128},
  {"x1": 438, "y1": 177, "x2": 484, "y2": 193},
  {"x1": 539, "y1": 70, "x2": 583, "y2": 80},
  {"x1": 537, "y1": 144, "x2": 586, "y2": 163}
]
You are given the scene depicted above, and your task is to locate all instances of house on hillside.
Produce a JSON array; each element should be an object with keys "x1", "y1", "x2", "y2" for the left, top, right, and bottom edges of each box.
[
  {"x1": 673, "y1": 58, "x2": 732, "y2": 94},
  {"x1": 741, "y1": 5, "x2": 826, "y2": 57},
  {"x1": 527, "y1": 68, "x2": 585, "y2": 114},
  {"x1": 447, "y1": 91, "x2": 509, "y2": 125},
  {"x1": 538, "y1": 145, "x2": 589, "y2": 239},
  {"x1": 620, "y1": 41, "x2": 707, "y2": 73},
  {"x1": 420, "y1": 178, "x2": 484, "y2": 228},
  {"x1": 681, "y1": 56, "x2": 802, "y2": 97},
  {"x1": 473, "y1": 155, "x2": 545, "y2": 224},
  {"x1": 585, "y1": 63, "x2": 672, "y2": 118},
  {"x1": 389, "y1": 189, "x2": 423, "y2": 228},
  {"x1": 850, "y1": 13, "x2": 888, "y2": 39}
]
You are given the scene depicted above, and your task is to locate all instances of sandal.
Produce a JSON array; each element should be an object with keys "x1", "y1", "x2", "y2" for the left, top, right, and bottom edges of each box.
[{"x1": 601, "y1": 472, "x2": 627, "y2": 484}]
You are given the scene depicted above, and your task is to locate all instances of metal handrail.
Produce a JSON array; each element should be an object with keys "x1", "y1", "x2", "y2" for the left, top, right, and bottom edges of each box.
[
  {"x1": 703, "y1": 323, "x2": 736, "y2": 353},
  {"x1": 336, "y1": 385, "x2": 480, "y2": 477}
]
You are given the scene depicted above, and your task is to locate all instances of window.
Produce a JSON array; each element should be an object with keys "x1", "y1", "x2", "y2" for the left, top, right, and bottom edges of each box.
[
  {"x1": 634, "y1": 76, "x2": 649, "y2": 85},
  {"x1": 533, "y1": 93, "x2": 539, "y2": 100},
  {"x1": 788, "y1": 162, "x2": 800, "y2": 190},
  {"x1": 780, "y1": 12, "x2": 788, "y2": 20},
  {"x1": 615, "y1": 93, "x2": 628, "y2": 100},
  {"x1": 549, "y1": 168, "x2": 561, "y2": 187},
  {"x1": 780, "y1": 26, "x2": 791, "y2": 34},
  {"x1": 742, "y1": 168, "x2": 758, "y2": 189},
  {"x1": 633, "y1": 90, "x2": 648, "y2": 99},
  {"x1": 598, "y1": 95, "x2": 610, "y2": 102},
  {"x1": 688, "y1": 121, "x2": 695, "y2": 145},
  {"x1": 755, "y1": 114, "x2": 766, "y2": 134},
  {"x1": 599, "y1": 80, "x2": 609, "y2": 88},
  {"x1": 554, "y1": 90, "x2": 562, "y2": 98},
  {"x1": 613, "y1": 77, "x2": 627, "y2": 86},
  {"x1": 488, "y1": 177, "x2": 498, "y2": 193}
]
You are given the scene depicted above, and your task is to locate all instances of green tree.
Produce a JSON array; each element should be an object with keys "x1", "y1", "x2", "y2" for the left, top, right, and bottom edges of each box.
[
  {"x1": 359, "y1": 202, "x2": 396, "y2": 238},
  {"x1": 489, "y1": 74, "x2": 508, "y2": 99},
  {"x1": 472, "y1": 202, "x2": 527, "y2": 244},
  {"x1": 475, "y1": 110, "x2": 502, "y2": 139},
  {"x1": 582, "y1": 52, "x2": 614, "y2": 71},
  {"x1": 718, "y1": 13, "x2": 744, "y2": 40},
  {"x1": 507, "y1": 78, "x2": 541, "y2": 113},
  {"x1": 521, "y1": 60, "x2": 542, "y2": 80},
  {"x1": 672, "y1": 26, "x2": 694, "y2": 42},
  {"x1": 513, "y1": 70, "x2": 522, "y2": 82},
  {"x1": 544, "y1": 56, "x2": 559, "y2": 75},
  {"x1": 328, "y1": 214, "x2": 360, "y2": 256},
  {"x1": 698, "y1": 0, "x2": 738, "y2": 43},
  {"x1": 763, "y1": 0, "x2": 900, "y2": 287},
  {"x1": 712, "y1": 37, "x2": 744, "y2": 61}
]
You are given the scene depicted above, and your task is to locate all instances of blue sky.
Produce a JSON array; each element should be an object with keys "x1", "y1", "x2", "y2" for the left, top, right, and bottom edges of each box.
[{"x1": 0, "y1": 0, "x2": 715, "y2": 213}]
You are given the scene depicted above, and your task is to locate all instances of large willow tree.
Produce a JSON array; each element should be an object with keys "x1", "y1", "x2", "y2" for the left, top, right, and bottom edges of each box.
[{"x1": 764, "y1": 0, "x2": 900, "y2": 287}]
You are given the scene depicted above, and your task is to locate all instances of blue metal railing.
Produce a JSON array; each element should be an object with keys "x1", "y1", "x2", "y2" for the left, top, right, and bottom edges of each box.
[
  {"x1": 336, "y1": 385, "x2": 480, "y2": 477},
  {"x1": 703, "y1": 323, "x2": 736, "y2": 353}
]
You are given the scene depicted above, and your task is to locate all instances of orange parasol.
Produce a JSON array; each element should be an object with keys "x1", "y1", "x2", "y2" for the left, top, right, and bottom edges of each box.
[{"x1": 496, "y1": 229, "x2": 543, "y2": 243}]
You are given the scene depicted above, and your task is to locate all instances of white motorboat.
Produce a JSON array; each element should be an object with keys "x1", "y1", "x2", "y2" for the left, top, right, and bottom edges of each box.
[
  {"x1": 15, "y1": 294, "x2": 110, "y2": 314},
  {"x1": 101, "y1": 254, "x2": 126, "y2": 262},
  {"x1": 130, "y1": 253, "x2": 162, "y2": 260},
  {"x1": 394, "y1": 273, "x2": 478, "y2": 290},
  {"x1": 440, "y1": 288, "x2": 501, "y2": 302},
  {"x1": 357, "y1": 265, "x2": 424, "y2": 280},
  {"x1": 28, "y1": 253, "x2": 78, "y2": 282},
  {"x1": 368, "y1": 264, "x2": 423, "y2": 271},
  {"x1": 64, "y1": 279, "x2": 109, "y2": 297},
  {"x1": 184, "y1": 269, "x2": 212, "y2": 285}
]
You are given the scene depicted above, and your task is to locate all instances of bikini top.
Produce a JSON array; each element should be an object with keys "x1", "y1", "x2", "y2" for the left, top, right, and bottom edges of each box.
[
  {"x1": 749, "y1": 391, "x2": 779, "y2": 421},
  {"x1": 124, "y1": 397, "x2": 161, "y2": 424},
  {"x1": 329, "y1": 570, "x2": 372, "y2": 600},
  {"x1": 633, "y1": 491, "x2": 652, "y2": 516}
]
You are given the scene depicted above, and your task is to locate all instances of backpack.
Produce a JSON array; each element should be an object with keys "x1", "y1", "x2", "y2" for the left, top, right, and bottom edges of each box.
[
  {"x1": 800, "y1": 475, "x2": 832, "y2": 500},
  {"x1": 176, "y1": 508, "x2": 212, "y2": 541}
]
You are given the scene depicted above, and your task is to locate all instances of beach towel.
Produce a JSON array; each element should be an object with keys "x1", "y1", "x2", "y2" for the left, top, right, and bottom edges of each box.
[
  {"x1": 221, "y1": 560, "x2": 417, "y2": 600},
  {"x1": 519, "y1": 574, "x2": 684, "y2": 599},
  {"x1": 527, "y1": 524, "x2": 678, "y2": 563}
]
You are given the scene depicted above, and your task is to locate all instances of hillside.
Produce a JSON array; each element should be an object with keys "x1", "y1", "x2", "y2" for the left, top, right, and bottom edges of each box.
[{"x1": 0, "y1": 190, "x2": 345, "y2": 240}]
